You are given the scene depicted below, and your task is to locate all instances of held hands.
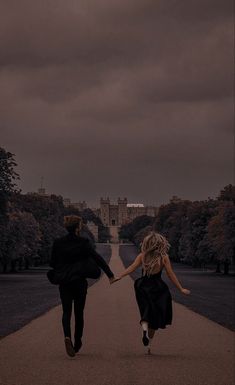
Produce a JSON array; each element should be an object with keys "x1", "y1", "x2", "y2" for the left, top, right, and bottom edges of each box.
[
  {"x1": 109, "y1": 276, "x2": 122, "y2": 285},
  {"x1": 180, "y1": 288, "x2": 191, "y2": 295}
]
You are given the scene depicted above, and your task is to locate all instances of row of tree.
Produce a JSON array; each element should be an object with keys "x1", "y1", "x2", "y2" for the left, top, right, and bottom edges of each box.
[
  {"x1": 119, "y1": 185, "x2": 235, "y2": 274},
  {"x1": 0, "y1": 147, "x2": 110, "y2": 273}
]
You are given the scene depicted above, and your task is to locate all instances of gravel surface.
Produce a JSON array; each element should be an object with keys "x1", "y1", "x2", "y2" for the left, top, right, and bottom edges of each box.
[
  {"x1": 0, "y1": 244, "x2": 111, "y2": 337},
  {"x1": 119, "y1": 244, "x2": 235, "y2": 331}
]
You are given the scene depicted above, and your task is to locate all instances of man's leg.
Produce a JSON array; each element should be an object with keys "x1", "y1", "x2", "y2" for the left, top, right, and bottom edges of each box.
[
  {"x1": 60, "y1": 288, "x2": 73, "y2": 339},
  {"x1": 59, "y1": 286, "x2": 75, "y2": 357},
  {"x1": 73, "y1": 281, "x2": 88, "y2": 352}
]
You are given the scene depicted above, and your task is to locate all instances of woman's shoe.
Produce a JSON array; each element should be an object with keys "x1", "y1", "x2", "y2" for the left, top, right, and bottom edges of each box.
[
  {"x1": 64, "y1": 337, "x2": 75, "y2": 357},
  {"x1": 142, "y1": 331, "x2": 149, "y2": 346}
]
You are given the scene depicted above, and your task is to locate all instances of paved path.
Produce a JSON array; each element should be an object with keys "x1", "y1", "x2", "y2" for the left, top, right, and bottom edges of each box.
[
  {"x1": 109, "y1": 226, "x2": 119, "y2": 243},
  {"x1": 0, "y1": 245, "x2": 234, "y2": 385}
]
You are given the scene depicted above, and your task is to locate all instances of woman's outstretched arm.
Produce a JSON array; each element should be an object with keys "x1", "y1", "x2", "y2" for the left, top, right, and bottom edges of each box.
[
  {"x1": 118, "y1": 253, "x2": 143, "y2": 279},
  {"x1": 163, "y1": 255, "x2": 190, "y2": 295}
]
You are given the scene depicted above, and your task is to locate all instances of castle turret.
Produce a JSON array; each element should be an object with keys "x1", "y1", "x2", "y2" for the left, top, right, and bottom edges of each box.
[
  {"x1": 100, "y1": 197, "x2": 110, "y2": 226},
  {"x1": 118, "y1": 197, "x2": 128, "y2": 226}
]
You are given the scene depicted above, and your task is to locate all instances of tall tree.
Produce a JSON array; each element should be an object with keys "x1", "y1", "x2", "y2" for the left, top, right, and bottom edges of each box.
[
  {"x1": 154, "y1": 201, "x2": 191, "y2": 261},
  {"x1": 134, "y1": 225, "x2": 153, "y2": 248},
  {"x1": 0, "y1": 148, "x2": 20, "y2": 271},
  {"x1": 207, "y1": 202, "x2": 235, "y2": 274},
  {"x1": 217, "y1": 184, "x2": 235, "y2": 204},
  {"x1": 0, "y1": 147, "x2": 19, "y2": 210},
  {"x1": 119, "y1": 215, "x2": 155, "y2": 242},
  {"x1": 10, "y1": 193, "x2": 66, "y2": 264},
  {"x1": 178, "y1": 200, "x2": 217, "y2": 266},
  {"x1": 6, "y1": 211, "x2": 41, "y2": 271}
]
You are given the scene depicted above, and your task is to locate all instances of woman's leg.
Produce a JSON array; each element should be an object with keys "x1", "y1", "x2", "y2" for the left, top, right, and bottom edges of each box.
[
  {"x1": 148, "y1": 328, "x2": 155, "y2": 339},
  {"x1": 147, "y1": 328, "x2": 155, "y2": 354},
  {"x1": 141, "y1": 321, "x2": 149, "y2": 346},
  {"x1": 135, "y1": 279, "x2": 151, "y2": 347},
  {"x1": 141, "y1": 321, "x2": 148, "y2": 332}
]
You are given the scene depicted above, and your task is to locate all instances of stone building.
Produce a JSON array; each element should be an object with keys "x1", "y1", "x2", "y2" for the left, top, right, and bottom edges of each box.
[
  {"x1": 170, "y1": 195, "x2": 182, "y2": 204},
  {"x1": 99, "y1": 197, "x2": 158, "y2": 226},
  {"x1": 37, "y1": 187, "x2": 47, "y2": 196},
  {"x1": 63, "y1": 198, "x2": 87, "y2": 211}
]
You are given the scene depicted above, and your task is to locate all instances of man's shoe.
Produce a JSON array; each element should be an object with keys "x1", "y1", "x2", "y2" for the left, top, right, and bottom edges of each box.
[
  {"x1": 142, "y1": 331, "x2": 149, "y2": 346},
  {"x1": 74, "y1": 339, "x2": 82, "y2": 353},
  {"x1": 64, "y1": 337, "x2": 75, "y2": 357}
]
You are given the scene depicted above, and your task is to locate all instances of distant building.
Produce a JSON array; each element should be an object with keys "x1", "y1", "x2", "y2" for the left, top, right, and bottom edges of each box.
[
  {"x1": 29, "y1": 187, "x2": 48, "y2": 197},
  {"x1": 99, "y1": 197, "x2": 158, "y2": 226},
  {"x1": 63, "y1": 198, "x2": 71, "y2": 207},
  {"x1": 91, "y1": 207, "x2": 100, "y2": 217},
  {"x1": 71, "y1": 201, "x2": 87, "y2": 211},
  {"x1": 38, "y1": 187, "x2": 46, "y2": 196},
  {"x1": 36, "y1": 178, "x2": 48, "y2": 196},
  {"x1": 33, "y1": 189, "x2": 158, "y2": 228},
  {"x1": 63, "y1": 199, "x2": 87, "y2": 211},
  {"x1": 170, "y1": 195, "x2": 182, "y2": 204},
  {"x1": 127, "y1": 203, "x2": 146, "y2": 222}
]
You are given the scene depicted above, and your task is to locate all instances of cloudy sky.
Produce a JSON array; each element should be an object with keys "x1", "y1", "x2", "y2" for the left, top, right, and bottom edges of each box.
[{"x1": 0, "y1": 0, "x2": 233, "y2": 207}]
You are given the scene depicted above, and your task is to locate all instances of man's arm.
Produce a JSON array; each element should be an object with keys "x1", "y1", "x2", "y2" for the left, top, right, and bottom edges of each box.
[
  {"x1": 86, "y1": 241, "x2": 114, "y2": 279},
  {"x1": 49, "y1": 240, "x2": 58, "y2": 268}
]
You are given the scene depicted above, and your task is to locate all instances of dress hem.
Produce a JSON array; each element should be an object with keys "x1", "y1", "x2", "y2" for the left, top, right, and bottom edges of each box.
[{"x1": 139, "y1": 318, "x2": 172, "y2": 331}]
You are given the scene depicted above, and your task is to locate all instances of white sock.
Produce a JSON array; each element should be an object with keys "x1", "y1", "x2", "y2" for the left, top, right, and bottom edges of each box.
[{"x1": 141, "y1": 321, "x2": 148, "y2": 332}]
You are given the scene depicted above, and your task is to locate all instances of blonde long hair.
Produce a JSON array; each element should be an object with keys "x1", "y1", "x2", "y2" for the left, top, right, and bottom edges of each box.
[{"x1": 141, "y1": 232, "x2": 170, "y2": 276}]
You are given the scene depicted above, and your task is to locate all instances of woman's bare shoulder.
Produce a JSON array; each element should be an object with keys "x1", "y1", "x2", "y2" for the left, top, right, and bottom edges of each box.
[{"x1": 136, "y1": 252, "x2": 143, "y2": 260}]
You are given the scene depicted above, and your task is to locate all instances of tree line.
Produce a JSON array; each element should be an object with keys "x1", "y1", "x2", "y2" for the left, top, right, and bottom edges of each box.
[
  {"x1": 0, "y1": 147, "x2": 110, "y2": 273},
  {"x1": 119, "y1": 185, "x2": 235, "y2": 274}
]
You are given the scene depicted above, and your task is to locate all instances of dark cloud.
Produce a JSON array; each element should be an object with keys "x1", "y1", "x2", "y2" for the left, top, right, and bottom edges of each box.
[{"x1": 0, "y1": 0, "x2": 233, "y2": 206}]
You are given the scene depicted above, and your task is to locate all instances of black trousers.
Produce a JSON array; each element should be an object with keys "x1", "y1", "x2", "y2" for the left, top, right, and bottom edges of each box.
[{"x1": 59, "y1": 279, "x2": 88, "y2": 345}]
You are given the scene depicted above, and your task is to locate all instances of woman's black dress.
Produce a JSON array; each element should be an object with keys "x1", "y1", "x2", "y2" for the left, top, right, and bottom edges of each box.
[{"x1": 134, "y1": 269, "x2": 172, "y2": 330}]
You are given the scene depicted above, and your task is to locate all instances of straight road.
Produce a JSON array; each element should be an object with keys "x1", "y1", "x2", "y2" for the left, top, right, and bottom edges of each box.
[{"x1": 0, "y1": 244, "x2": 234, "y2": 385}]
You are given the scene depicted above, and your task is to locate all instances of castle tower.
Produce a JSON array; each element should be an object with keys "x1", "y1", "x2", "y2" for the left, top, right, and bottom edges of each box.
[
  {"x1": 38, "y1": 176, "x2": 46, "y2": 195},
  {"x1": 118, "y1": 197, "x2": 128, "y2": 226},
  {"x1": 100, "y1": 197, "x2": 110, "y2": 226}
]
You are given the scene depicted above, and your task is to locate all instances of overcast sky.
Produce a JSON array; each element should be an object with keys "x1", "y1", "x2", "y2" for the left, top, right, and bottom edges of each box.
[{"x1": 0, "y1": 0, "x2": 234, "y2": 207}]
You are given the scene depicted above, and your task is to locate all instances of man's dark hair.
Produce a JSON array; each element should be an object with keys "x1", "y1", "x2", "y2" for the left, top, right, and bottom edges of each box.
[{"x1": 64, "y1": 215, "x2": 82, "y2": 234}]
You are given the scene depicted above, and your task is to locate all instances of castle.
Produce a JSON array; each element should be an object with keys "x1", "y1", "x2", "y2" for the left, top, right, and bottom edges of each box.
[
  {"x1": 99, "y1": 197, "x2": 158, "y2": 227},
  {"x1": 36, "y1": 187, "x2": 158, "y2": 228},
  {"x1": 63, "y1": 198, "x2": 87, "y2": 211}
]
